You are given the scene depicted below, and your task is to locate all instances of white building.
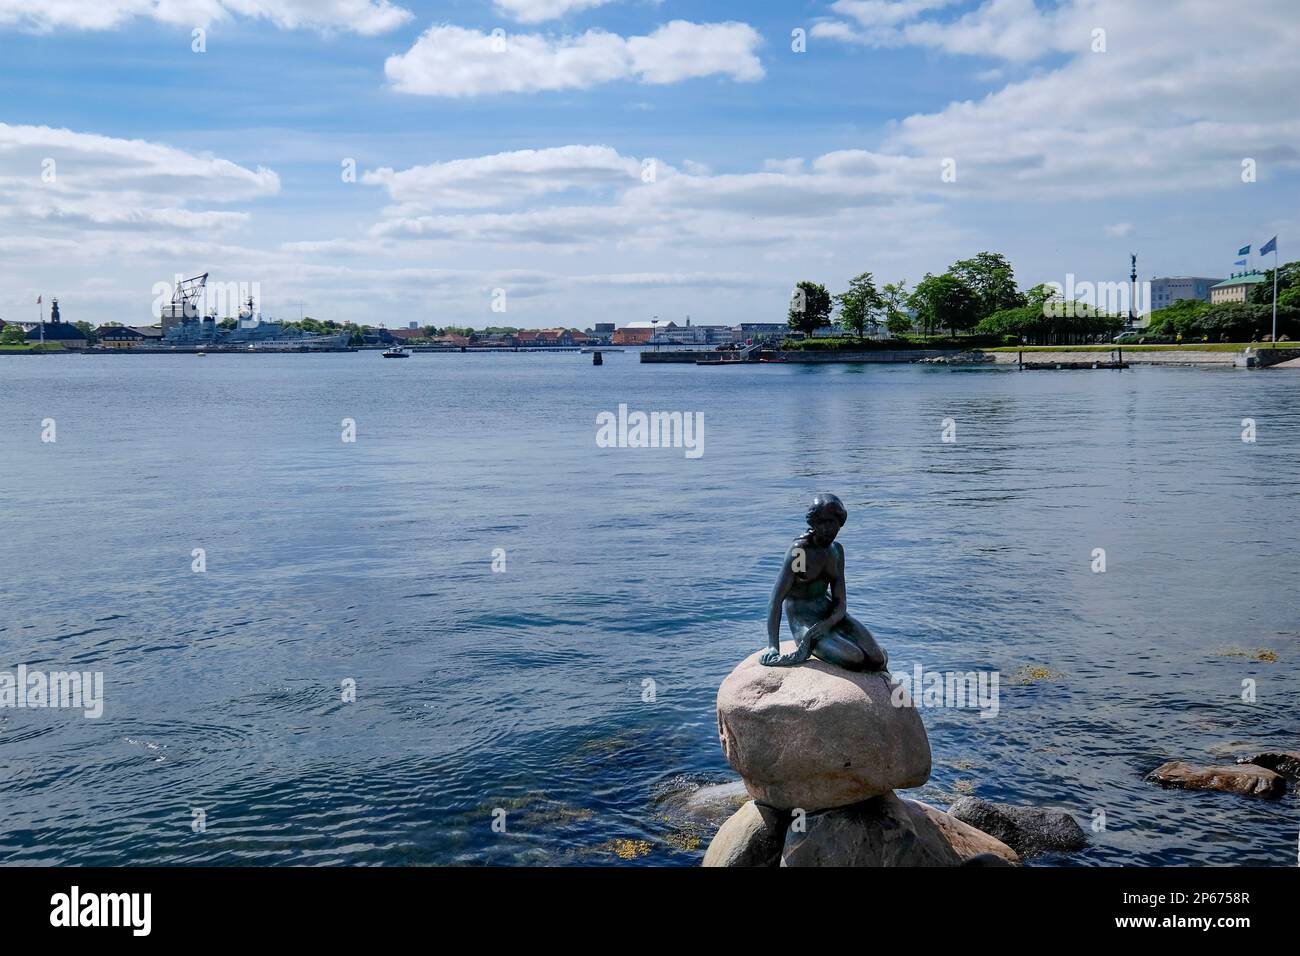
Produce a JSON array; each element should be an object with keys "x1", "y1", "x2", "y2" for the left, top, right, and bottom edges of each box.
[
  {"x1": 624, "y1": 318, "x2": 733, "y2": 345},
  {"x1": 1150, "y1": 276, "x2": 1221, "y2": 311}
]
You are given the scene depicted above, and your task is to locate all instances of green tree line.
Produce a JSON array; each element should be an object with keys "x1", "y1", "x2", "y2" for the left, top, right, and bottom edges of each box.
[{"x1": 789, "y1": 251, "x2": 1126, "y2": 345}]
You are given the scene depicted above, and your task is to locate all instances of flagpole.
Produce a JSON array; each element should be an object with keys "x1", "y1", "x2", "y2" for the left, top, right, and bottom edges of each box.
[{"x1": 1272, "y1": 244, "x2": 1279, "y2": 349}]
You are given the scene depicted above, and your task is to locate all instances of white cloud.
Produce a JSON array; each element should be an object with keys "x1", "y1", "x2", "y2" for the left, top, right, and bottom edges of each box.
[
  {"x1": 625, "y1": 20, "x2": 762, "y2": 84},
  {"x1": 763, "y1": 158, "x2": 805, "y2": 174},
  {"x1": 899, "y1": 0, "x2": 1066, "y2": 61},
  {"x1": 363, "y1": 145, "x2": 641, "y2": 210},
  {"x1": 0, "y1": 0, "x2": 413, "y2": 35},
  {"x1": 385, "y1": 21, "x2": 763, "y2": 97},
  {"x1": 493, "y1": 0, "x2": 614, "y2": 24},
  {"x1": 355, "y1": 143, "x2": 947, "y2": 256},
  {"x1": 368, "y1": 205, "x2": 645, "y2": 245},
  {"x1": 826, "y1": 0, "x2": 1300, "y2": 201},
  {"x1": 827, "y1": 0, "x2": 959, "y2": 30},
  {"x1": 813, "y1": 0, "x2": 1071, "y2": 60},
  {"x1": 0, "y1": 123, "x2": 278, "y2": 238},
  {"x1": 1105, "y1": 223, "x2": 1133, "y2": 238}
]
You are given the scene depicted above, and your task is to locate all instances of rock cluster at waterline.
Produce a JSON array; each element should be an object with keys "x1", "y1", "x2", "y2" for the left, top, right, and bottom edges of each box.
[
  {"x1": 1147, "y1": 750, "x2": 1300, "y2": 800},
  {"x1": 703, "y1": 647, "x2": 1023, "y2": 867},
  {"x1": 947, "y1": 797, "x2": 1088, "y2": 857}
]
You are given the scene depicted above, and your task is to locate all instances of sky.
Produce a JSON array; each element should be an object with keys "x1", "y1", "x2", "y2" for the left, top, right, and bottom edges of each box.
[{"x1": 0, "y1": 0, "x2": 1296, "y2": 330}]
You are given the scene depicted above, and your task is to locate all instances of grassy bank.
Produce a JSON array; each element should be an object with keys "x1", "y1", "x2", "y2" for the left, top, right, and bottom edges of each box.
[{"x1": 0, "y1": 343, "x2": 66, "y2": 352}]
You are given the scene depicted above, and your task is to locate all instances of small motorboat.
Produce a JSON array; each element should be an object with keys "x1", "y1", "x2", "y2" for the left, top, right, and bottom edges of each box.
[{"x1": 382, "y1": 347, "x2": 409, "y2": 358}]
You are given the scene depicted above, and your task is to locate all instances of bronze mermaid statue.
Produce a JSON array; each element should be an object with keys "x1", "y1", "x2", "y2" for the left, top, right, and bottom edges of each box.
[{"x1": 760, "y1": 493, "x2": 888, "y2": 672}]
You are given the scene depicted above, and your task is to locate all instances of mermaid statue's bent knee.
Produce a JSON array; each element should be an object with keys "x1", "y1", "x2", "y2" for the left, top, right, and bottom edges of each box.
[{"x1": 760, "y1": 493, "x2": 888, "y2": 672}]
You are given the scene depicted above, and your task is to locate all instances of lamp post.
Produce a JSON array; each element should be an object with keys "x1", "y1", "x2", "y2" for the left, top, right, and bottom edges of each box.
[
  {"x1": 651, "y1": 316, "x2": 658, "y2": 352},
  {"x1": 1128, "y1": 252, "x2": 1137, "y2": 330}
]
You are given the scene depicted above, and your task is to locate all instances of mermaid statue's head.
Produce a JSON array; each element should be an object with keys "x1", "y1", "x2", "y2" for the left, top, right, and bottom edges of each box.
[{"x1": 804, "y1": 493, "x2": 847, "y2": 546}]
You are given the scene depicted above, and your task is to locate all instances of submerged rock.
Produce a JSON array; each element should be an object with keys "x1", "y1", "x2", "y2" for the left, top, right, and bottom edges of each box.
[
  {"x1": 947, "y1": 797, "x2": 1088, "y2": 857},
  {"x1": 1236, "y1": 751, "x2": 1300, "y2": 780},
  {"x1": 781, "y1": 792, "x2": 961, "y2": 867},
  {"x1": 655, "y1": 779, "x2": 750, "y2": 826},
  {"x1": 685, "y1": 780, "x2": 750, "y2": 810},
  {"x1": 701, "y1": 801, "x2": 789, "y2": 867},
  {"x1": 1149, "y1": 760, "x2": 1286, "y2": 798},
  {"x1": 909, "y1": 800, "x2": 1020, "y2": 864},
  {"x1": 918, "y1": 351, "x2": 994, "y2": 365},
  {"x1": 716, "y1": 648, "x2": 931, "y2": 811}
]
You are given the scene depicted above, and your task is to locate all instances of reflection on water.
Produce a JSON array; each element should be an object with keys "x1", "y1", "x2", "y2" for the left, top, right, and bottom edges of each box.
[{"x1": 1, "y1": 353, "x2": 1297, "y2": 865}]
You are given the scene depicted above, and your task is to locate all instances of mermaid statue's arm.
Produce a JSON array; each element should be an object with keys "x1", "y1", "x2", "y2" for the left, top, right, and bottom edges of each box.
[
  {"x1": 761, "y1": 545, "x2": 813, "y2": 666},
  {"x1": 825, "y1": 542, "x2": 847, "y2": 630}
]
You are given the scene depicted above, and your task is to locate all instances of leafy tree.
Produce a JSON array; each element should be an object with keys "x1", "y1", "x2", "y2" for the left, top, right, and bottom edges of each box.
[
  {"x1": 788, "y1": 281, "x2": 832, "y2": 336},
  {"x1": 1249, "y1": 260, "x2": 1300, "y2": 306},
  {"x1": 948, "y1": 252, "x2": 1026, "y2": 320},
  {"x1": 1145, "y1": 298, "x2": 1210, "y2": 337},
  {"x1": 1148, "y1": 300, "x2": 1298, "y2": 341},
  {"x1": 0, "y1": 322, "x2": 27, "y2": 345},
  {"x1": 1024, "y1": 283, "x2": 1057, "y2": 308},
  {"x1": 75, "y1": 321, "x2": 98, "y2": 344},
  {"x1": 975, "y1": 302, "x2": 1123, "y2": 345},
  {"x1": 881, "y1": 280, "x2": 912, "y2": 336},
  {"x1": 909, "y1": 272, "x2": 979, "y2": 337},
  {"x1": 835, "y1": 272, "x2": 883, "y2": 340}
]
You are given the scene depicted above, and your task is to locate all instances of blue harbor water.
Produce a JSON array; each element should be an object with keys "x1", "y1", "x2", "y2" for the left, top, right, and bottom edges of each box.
[{"x1": 1, "y1": 352, "x2": 1297, "y2": 866}]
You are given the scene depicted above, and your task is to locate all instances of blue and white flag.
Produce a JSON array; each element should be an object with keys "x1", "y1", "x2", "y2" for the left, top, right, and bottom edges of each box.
[
  {"x1": 1235, "y1": 258, "x2": 1247, "y2": 266},
  {"x1": 1238, "y1": 244, "x2": 1251, "y2": 256},
  {"x1": 1260, "y1": 235, "x2": 1277, "y2": 256}
]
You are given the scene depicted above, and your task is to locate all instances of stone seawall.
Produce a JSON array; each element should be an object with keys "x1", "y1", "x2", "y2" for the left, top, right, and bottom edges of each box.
[
  {"x1": 639, "y1": 350, "x2": 712, "y2": 363},
  {"x1": 989, "y1": 350, "x2": 1237, "y2": 366},
  {"x1": 770, "y1": 349, "x2": 964, "y2": 363},
  {"x1": 1249, "y1": 348, "x2": 1300, "y2": 368}
]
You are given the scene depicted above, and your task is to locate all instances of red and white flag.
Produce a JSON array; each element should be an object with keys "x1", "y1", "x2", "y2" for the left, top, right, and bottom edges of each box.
[{"x1": 37, "y1": 295, "x2": 42, "y2": 304}]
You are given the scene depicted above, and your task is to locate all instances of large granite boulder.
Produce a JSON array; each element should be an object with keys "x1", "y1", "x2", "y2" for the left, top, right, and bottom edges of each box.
[
  {"x1": 701, "y1": 801, "x2": 789, "y2": 867},
  {"x1": 717, "y1": 647, "x2": 931, "y2": 811},
  {"x1": 908, "y1": 800, "x2": 1020, "y2": 864},
  {"x1": 781, "y1": 793, "x2": 961, "y2": 867},
  {"x1": 1149, "y1": 760, "x2": 1286, "y2": 798},
  {"x1": 948, "y1": 798, "x2": 1088, "y2": 857}
]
